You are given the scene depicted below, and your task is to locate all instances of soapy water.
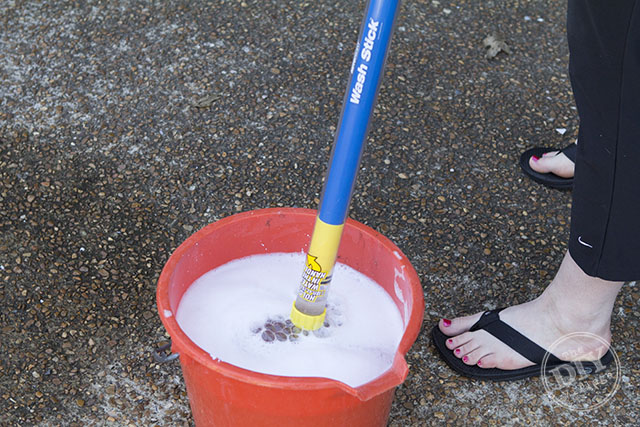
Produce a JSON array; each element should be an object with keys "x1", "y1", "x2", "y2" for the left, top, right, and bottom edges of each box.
[{"x1": 176, "y1": 252, "x2": 404, "y2": 387}]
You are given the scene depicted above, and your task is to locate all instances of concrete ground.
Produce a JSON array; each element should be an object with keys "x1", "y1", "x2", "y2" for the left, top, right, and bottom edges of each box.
[{"x1": 1, "y1": 0, "x2": 638, "y2": 425}]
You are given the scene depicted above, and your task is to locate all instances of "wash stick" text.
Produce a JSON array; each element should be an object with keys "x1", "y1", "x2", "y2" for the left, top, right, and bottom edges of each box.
[{"x1": 349, "y1": 18, "x2": 380, "y2": 105}]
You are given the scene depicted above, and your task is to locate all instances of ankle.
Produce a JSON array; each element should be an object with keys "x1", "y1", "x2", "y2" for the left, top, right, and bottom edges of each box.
[
  {"x1": 536, "y1": 280, "x2": 615, "y2": 338},
  {"x1": 541, "y1": 252, "x2": 621, "y2": 325}
]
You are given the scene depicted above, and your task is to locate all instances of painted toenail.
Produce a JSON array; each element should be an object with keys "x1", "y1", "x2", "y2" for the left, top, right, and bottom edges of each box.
[
  {"x1": 447, "y1": 339, "x2": 453, "y2": 345},
  {"x1": 462, "y1": 356, "x2": 468, "y2": 363},
  {"x1": 455, "y1": 348, "x2": 461, "y2": 355},
  {"x1": 477, "y1": 360, "x2": 482, "y2": 366},
  {"x1": 442, "y1": 319, "x2": 451, "y2": 327},
  {"x1": 531, "y1": 155, "x2": 539, "y2": 162}
]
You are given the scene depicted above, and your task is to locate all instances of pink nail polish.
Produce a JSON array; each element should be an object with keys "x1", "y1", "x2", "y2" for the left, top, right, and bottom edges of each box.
[
  {"x1": 463, "y1": 356, "x2": 468, "y2": 363},
  {"x1": 531, "y1": 155, "x2": 539, "y2": 162},
  {"x1": 455, "y1": 348, "x2": 461, "y2": 355},
  {"x1": 442, "y1": 319, "x2": 451, "y2": 327},
  {"x1": 477, "y1": 360, "x2": 482, "y2": 366},
  {"x1": 447, "y1": 339, "x2": 453, "y2": 345}
]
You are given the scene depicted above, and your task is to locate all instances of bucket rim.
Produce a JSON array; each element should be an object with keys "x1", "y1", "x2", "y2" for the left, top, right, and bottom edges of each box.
[{"x1": 156, "y1": 207, "x2": 424, "y2": 398}]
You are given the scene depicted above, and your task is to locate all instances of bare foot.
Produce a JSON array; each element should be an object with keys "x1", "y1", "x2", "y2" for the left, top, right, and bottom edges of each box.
[
  {"x1": 529, "y1": 149, "x2": 575, "y2": 178},
  {"x1": 439, "y1": 251, "x2": 622, "y2": 370}
]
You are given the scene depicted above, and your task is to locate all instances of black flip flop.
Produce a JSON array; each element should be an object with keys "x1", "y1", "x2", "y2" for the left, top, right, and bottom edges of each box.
[
  {"x1": 432, "y1": 309, "x2": 614, "y2": 381},
  {"x1": 519, "y1": 143, "x2": 576, "y2": 190}
]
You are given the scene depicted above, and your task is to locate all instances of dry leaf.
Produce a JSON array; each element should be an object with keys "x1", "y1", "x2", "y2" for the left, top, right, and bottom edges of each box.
[
  {"x1": 192, "y1": 94, "x2": 221, "y2": 108},
  {"x1": 483, "y1": 34, "x2": 511, "y2": 59}
]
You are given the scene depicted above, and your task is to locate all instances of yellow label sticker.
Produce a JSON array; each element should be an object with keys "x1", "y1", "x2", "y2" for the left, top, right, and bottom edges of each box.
[
  {"x1": 296, "y1": 219, "x2": 344, "y2": 303},
  {"x1": 298, "y1": 255, "x2": 329, "y2": 303}
]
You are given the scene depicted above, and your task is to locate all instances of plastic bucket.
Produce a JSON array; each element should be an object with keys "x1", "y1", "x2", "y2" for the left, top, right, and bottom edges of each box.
[{"x1": 156, "y1": 208, "x2": 424, "y2": 426}]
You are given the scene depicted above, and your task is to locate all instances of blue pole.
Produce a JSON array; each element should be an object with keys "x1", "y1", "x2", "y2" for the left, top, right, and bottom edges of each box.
[
  {"x1": 291, "y1": 0, "x2": 402, "y2": 330},
  {"x1": 319, "y1": 0, "x2": 401, "y2": 226}
]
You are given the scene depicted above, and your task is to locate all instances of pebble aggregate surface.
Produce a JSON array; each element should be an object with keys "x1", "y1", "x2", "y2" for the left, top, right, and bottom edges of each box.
[{"x1": 1, "y1": 0, "x2": 639, "y2": 425}]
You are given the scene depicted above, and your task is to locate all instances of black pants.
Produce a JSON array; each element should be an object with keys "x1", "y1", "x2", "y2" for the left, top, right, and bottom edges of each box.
[{"x1": 568, "y1": 0, "x2": 640, "y2": 281}]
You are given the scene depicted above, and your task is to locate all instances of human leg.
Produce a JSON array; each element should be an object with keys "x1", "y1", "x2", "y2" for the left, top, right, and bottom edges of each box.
[
  {"x1": 567, "y1": 0, "x2": 640, "y2": 280},
  {"x1": 434, "y1": 0, "x2": 639, "y2": 378}
]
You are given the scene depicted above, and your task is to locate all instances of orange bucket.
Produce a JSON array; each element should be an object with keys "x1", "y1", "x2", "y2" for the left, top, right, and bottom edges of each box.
[{"x1": 156, "y1": 208, "x2": 424, "y2": 426}]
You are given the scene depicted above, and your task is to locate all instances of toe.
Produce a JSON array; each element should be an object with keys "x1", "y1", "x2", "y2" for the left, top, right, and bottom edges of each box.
[
  {"x1": 529, "y1": 154, "x2": 552, "y2": 173},
  {"x1": 452, "y1": 341, "x2": 480, "y2": 360},
  {"x1": 459, "y1": 346, "x2": 488, "y2": 365},
  {"x1": 445, "y1": 331, "x2": 473, "y2": 350},
  {"x1": 476, "y1": 346, "x2": 534, "y2": 371},
  {"x1": 476, "y1": 353, "x2": 498, "y2": 369},
  {"x1": 529, "y1": 152, "x2": 574, "y2": 177},
  {"x1": 438, "y1": 313, "x2": 483, "y2": 336}
]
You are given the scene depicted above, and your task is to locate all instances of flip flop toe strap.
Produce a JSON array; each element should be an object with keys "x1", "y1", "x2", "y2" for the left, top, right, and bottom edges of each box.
[
  {"x1": 559, "y1": 142, "x2": 577, "y2": 162},
  {"x1": 470, "y1": 309, "x2": 562, "y2": 365}
]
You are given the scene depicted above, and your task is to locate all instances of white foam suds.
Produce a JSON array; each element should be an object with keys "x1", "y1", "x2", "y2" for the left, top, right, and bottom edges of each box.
[{"x1": 176, "y1": 252, "x2": 404, "y2": 387}]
